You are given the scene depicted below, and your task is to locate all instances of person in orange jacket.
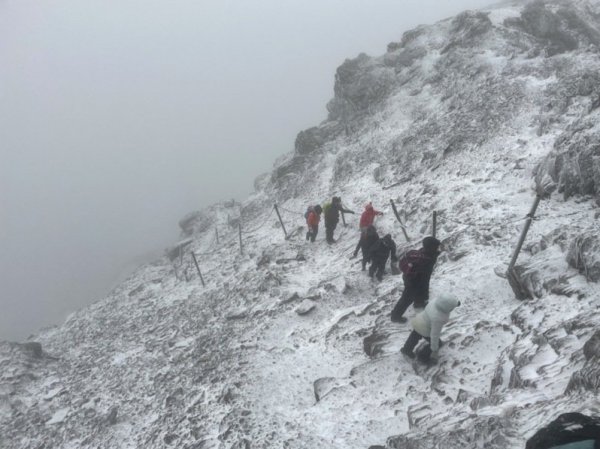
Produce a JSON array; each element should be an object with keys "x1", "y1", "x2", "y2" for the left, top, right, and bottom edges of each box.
[
  {"x1": 305, "y1": 205, "x2": 322, "y2": 242},
  {"x1": 352, "y1": 203, "x2": 383, "y2": 258}
]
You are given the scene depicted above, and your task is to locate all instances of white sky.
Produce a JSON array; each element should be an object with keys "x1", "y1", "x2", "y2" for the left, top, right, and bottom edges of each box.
[{"x1": 0, "y1": 0, "x2": 495, "y2": 340}]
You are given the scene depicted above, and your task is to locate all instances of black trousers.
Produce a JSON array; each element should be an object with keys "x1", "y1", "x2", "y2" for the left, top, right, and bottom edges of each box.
[
  {"x1": 325, "y1": 224, "x2": 337, "y2": 243},
  {"x1": 403, "y1": 330, "x2": 430, "y2": 352},
  {"x1": 369, "y1": 258, "x2": 387, "y2": 280},
  {"x1": 402, "y1": 330, "x2": 432, "y2": 360},
  {"x1": 391, "y1": 279, "x2": 427, "y2": 319},
  {"x1": 306, "y1": 225, "x2": 319, "y2": 242}
]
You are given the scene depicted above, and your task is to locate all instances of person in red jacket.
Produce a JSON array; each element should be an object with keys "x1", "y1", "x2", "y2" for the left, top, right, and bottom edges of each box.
[
  {"x1": 305, "y1": 205, "x2": 322, "y2": 242},
  {"x1": 352, "y1": 203, "x2": 383, "y2": 258}
]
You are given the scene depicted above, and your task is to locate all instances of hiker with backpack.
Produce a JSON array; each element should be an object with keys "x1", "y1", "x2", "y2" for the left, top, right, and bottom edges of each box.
[
  {"x1": 391, "y1": 236, "x2": 441, "y2": 323},
  {"x1": 352, "y1": 203, "x2": 383, "y2": 258},
  {"x1": 323, "y1": 196, "x2": 355, "y2": 244},
  {"x1": 400, "y1": 293, "x2": 460, "y2": 364},
  {"x1": 305, "y1": 205, "x2": 323, "y2": 243},
  {"x1": 368, "y1": 233, "x2": 398, "y2": 281},
  {"x1": 359, "y1": 225, "x2": 379, "y2": 271}
]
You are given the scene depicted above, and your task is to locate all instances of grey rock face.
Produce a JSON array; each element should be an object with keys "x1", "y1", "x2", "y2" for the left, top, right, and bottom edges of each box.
[
  {"x1": 582, "y1": 330, "x2": 600, "y2": 360},
  {"x1": 567, "y1": 231, "x2": 600, "y2": 281},
  {"x1": 327, "y1": 53, "x2": 395, "y2": 121},
  {"x1": 535, "y1": 111, "x2": 600, "y2": 201}
]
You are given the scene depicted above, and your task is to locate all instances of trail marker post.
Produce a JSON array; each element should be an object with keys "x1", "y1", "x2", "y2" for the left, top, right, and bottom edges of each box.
[
  {"x1": 390, "y1": 199, "x2": 411, "y2": 242},
  {"x1": 238, "y1": 223, "x2": 243, "y2": 255},
  {"x1": 506, "y1": 195, "x2": 541, "y2": 299},
  {"x1": 274, "y1": 204, "x2": 289, "y2": 240},
  {"x1": 191, "y1": 252, "x2": 205, "y2": 287}
]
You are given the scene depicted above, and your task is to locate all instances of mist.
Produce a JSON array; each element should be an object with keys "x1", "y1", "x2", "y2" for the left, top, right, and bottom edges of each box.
[{"x1": 0, "y1": 0, "x2": 495, "y2": 341}]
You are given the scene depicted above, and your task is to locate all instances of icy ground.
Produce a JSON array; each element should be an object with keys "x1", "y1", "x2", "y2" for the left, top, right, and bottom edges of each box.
[{"x1": 2, "y1": 1, "x2": 600, "y2": 448}]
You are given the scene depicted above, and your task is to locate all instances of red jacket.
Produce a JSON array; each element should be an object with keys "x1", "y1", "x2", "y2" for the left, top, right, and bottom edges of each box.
[
  {"x1": 359, "y1": 206, "x2": 382, "y2": 228},
  {"x1": 307, "y1": 211, "x2": 320, "y2": 227}
]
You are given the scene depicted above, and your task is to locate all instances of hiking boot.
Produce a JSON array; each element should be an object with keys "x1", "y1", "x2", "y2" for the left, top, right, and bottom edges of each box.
[
  {"x1": 391, "y1": 315, "x2": 407, "y2": 324},
  {"x1": 401, "y1": 347, "x2": 415, "y2": 359}
]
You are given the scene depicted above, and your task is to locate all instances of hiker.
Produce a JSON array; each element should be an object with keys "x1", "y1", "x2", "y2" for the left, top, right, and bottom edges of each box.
[
  {"x1": 368, "y1": 234, "x2": 397, "y2": 281},
  {"x1": 305, "y1": 205, "x2": 323, "y2": 242},
  {"x1": 526, "y1": 412, "x2": 600, "y2": 449},
  {"x1": 400, "y1": 293, "x2": 460, "y2": 364},
  {"x1": 359, "y1": 225, "x2": 379, "y2": 271},
  {"x1": 391, "y1": 236, "x2": 441, "y2": 323},
  {"x1": 323, "y1": 196, "x2": 355, "y2": 244},
  {"x1": 352, "y1": 203, "x2": 383, "y2": 258}
]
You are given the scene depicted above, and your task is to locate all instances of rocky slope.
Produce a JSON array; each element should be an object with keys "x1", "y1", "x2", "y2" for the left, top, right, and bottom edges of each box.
[{"x1": 2, "y1": 1, "x2": 600, "y2": 448}]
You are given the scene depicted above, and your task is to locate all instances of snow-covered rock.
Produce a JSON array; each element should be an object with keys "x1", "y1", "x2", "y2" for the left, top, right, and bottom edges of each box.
[{"x1": 2, "y1": 1, "x2": 600, "y2": 448}]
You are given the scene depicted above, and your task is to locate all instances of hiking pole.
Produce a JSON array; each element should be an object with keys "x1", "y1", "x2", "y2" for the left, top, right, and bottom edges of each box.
[
  {"x1": 341, "y1": 211, "x2": 347, "y2": 227},
  {"x1": 273, "y1": 204, "x2": 289, "y2": 240},
  {"x1": 390, "y1": 199, "x2": 411, "y2": 242},
  {"x1": 432, "y1": 210, "x2": 437, "y2": 238},
  {"x1": 191, "y1": 252, "x2": 205, "y2": 287}
]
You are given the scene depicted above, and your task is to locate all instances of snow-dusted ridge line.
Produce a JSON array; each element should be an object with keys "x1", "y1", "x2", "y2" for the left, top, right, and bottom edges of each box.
[{"x1": 2, "y1": 1, "x2": 600, "y2": 448}]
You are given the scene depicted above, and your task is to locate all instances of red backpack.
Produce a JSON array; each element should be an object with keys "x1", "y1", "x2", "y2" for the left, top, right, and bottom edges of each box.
[{"x1": 399, "y1": 250, "x2": 423, "y2": 278}]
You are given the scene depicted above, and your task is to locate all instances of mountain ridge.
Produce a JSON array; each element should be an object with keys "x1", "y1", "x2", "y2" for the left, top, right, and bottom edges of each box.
[{"x1": 2, "y1": 1, "x2": 600, "y2": 448}]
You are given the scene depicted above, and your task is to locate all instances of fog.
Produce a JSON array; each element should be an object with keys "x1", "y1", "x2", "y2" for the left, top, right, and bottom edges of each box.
[{"x1": 0, "y1": 0, "x2": 494, "y2": 341}]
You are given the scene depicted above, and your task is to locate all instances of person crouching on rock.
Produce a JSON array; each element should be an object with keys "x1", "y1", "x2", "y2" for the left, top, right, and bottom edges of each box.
[
  {"x1": 323, "y1": 196, "x2": 355, "y2": 244},
  {"x1": 305, "y1": 205, "x2": 322, "y2": 243},
  {"x1": 368, "y1": 233, "x2": 397, "y2": 281},
  {"x1": 400, "y1": 294, "x2": 460, "y2": 364}
]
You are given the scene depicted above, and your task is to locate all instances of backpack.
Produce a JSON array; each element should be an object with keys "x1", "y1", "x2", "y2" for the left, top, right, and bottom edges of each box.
[
  {"x1": 399, "y1": 249, "x2": 422, "y2": 278},
  {"x1": 322, "y1": 202, "x2": 332, "y2": 217},
  {"x1": 304, "y1": 206, "x2": 314, "y2": 220}
]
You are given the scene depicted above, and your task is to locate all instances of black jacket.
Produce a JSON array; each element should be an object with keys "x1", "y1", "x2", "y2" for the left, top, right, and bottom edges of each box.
[
  {"x1": 369, "y1": 237, "x2": 398, "y2": 264},
  {"x1": 402, "y1": 248, "x2": 439, "y2": 301},
  {"x1": 324, "y1": 203, "x2": 354, "y2": 226}
]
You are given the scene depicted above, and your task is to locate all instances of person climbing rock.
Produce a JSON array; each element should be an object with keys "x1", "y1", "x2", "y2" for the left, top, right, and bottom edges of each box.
[
  {"x1": 391, "y1": 236, "x2": 441, "y2": 323},
  {"x1": 305, "y1": 205, "x2": 322, "y2": 243},
  {"x1": 400, "y1": 293, "x2": 460, "y2": 364},
  {"x1": 359, "y1": 225, "x2": 379, "y2": 271},
  {"x1": 368, "y1": 233, "x2": 397, "y2": 281},
  {"x1": 352, "y1": 202, "x2": 383, "y2": 258},
  {"x1": 323, "y1": 196, "x2": 355, "y2": 244}
]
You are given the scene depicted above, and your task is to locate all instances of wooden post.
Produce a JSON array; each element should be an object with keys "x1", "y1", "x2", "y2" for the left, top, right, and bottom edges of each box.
[
  {"x1": 238, "y1": 223, "x2": 243, "y2": 255},
  {"x1": 215, "y1": 227, "x2": 219, "y2": 244},
  {"x1": 507, "y1": 195, "x2": 541, "y2": 273},
  {"x1": 389, "y1": 199, "x2": 411, "y2": 242},
  {"x1": 273, "y1": 204, "x2": 289, "y2": 239},
  {"x1": 432, "y1": 210, "x2": 437, "y2": 238},
  {"x1": 191, "y1": 252, "x2": 205, "y2": 287}
]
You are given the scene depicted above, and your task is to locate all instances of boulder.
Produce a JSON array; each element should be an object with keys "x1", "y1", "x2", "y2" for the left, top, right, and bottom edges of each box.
[{"x1": 295, "y1": 299, "x2": 316, "y2": 316}]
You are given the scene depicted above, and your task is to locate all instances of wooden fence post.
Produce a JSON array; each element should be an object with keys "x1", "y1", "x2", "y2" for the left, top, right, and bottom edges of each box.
[
  {"x1": 273, "y1": 204, "x2": 289, "y2": 240},
  {"x1": 238, "y1": 223, "x2": 243, "y2": 255},
  {"x1": 390, "y1": 199, "x2": 411, "y2": 242},
  {"x1": 191, "y1": 252, "x2": 205, "y2": 287}
]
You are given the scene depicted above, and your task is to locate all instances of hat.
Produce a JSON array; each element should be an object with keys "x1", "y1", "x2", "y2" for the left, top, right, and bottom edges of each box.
[{"x1": 422, "y1": 236, "x2": 441, "y2": 251}]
